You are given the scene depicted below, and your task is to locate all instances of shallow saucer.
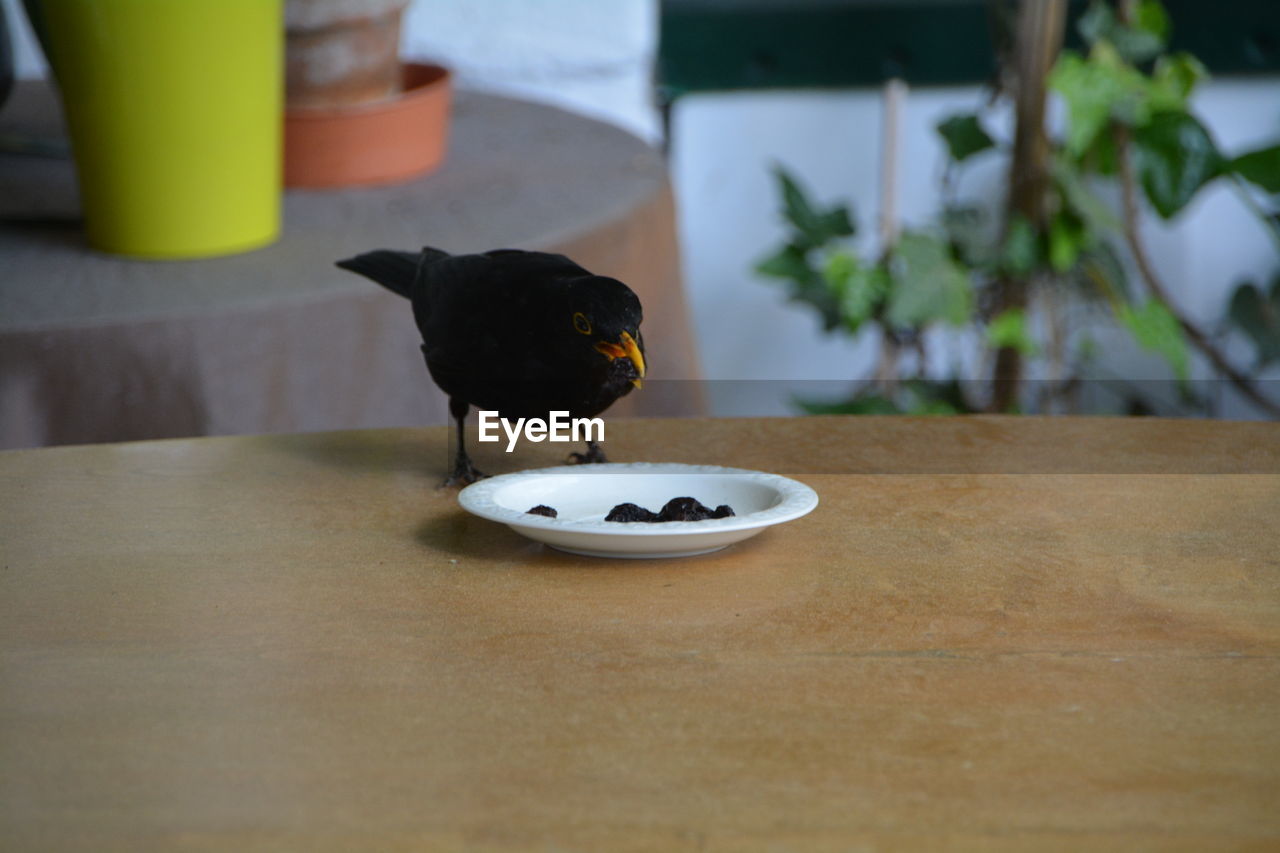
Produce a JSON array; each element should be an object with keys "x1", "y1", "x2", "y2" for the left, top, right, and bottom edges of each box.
[{"x1": 457, "y1": 462, "x2": 819, "y2": 559}]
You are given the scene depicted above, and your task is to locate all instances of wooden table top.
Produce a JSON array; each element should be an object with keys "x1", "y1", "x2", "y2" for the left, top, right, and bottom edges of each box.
[{"x1": 2, "y1": 416, "x2": 1278, "y2": 850}]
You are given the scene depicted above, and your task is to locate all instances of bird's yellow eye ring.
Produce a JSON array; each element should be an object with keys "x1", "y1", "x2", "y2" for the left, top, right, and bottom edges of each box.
[{"x1": 572, "y1": 312, "x2": 592, "y2": 335}]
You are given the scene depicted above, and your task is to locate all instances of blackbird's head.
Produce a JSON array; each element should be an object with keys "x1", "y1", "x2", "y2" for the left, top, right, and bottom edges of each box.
[{"x1": 567, "y1": 277, "x2": 646, "y2": 388}]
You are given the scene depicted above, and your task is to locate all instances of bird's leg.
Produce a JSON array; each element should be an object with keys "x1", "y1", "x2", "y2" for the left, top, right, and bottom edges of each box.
[
  {"x1": 568, "y1": 439, "x2": 609, "y2": 465},
  {"x1": 444, "y1": 397, "x2": 487, "y2": 487}
]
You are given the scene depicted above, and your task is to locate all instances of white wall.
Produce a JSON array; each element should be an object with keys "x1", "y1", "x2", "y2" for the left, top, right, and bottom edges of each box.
[{"x1": 399, "y1": 0, "x2": 660, "y2": 142}]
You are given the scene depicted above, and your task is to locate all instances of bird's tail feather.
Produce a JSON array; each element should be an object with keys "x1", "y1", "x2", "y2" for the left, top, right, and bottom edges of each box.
[{"x1": 336, "y1": 247, "x2": 450, "y2": 299}]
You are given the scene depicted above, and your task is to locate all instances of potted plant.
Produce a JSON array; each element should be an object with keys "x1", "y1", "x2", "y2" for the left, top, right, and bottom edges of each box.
[{"x1": 756, "y1": 0, "x2": 1280, "y2": 417}]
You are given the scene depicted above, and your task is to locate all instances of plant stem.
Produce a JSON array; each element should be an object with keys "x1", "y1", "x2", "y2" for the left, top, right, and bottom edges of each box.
[
  {"x1": 1228, "y1": 174, "x2": 1280, "y2": 258},
  {"x1": 878, "y1": 77, "x2": 907, "y2": 252},
  {"x1": 990, "y1": 0, "x2": 1066, "y2": 412},
  {"x1": 875, "y1": 77, "x2": 907, "y2": 394},
  {"x1": 1043, "y1": 282, "x2": 1069, "y2": 411},
  {"x1": 873, "y1": 329, "x2": 900, "y2": 392},
  {"x1": 1113, "y1": 125, "x2": 1280, "y2": 418}
]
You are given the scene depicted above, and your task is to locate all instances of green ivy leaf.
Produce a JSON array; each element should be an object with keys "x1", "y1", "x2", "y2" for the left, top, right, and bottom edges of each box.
[
  {"x1": 1048, "y1": 212, "x2": 1089, "y2": 273},
  {"x1": 1077, "y1": 1, "x2": 1113, "y2": 45},
  {"x1": 823, "y1": 250, "x2": 856, "y2": 289},
  {"x1": 1049, "y1": 45, "x2": 1150, "y2": 157},
  {"x1": 755, "y1": 243, "x2": 843, "y2": 331},
  {"x1": 941, "y1": 205, "x2": 996, "y2": 269},
  {"x1": 1230, "y1": 145, "x2": 1280, "y2": 194},
  {"x1": 1052, "y1": 155, "x2": 1121, "y2": 234},
  {"x1": 1118, "y1": 299, "x2": 1189, "y2": 380},
  {"x1": 777, "y1": 168, "x2": 820, "y2": 239},
  {"x1": 1132, "y1": 111, "x2": 1223, "y2": 218},
  {"x1": 987, "y1": 309, "x2": 1039, "y2": 356},
  {"x1": 886, "y1": 232, "x2": 973, "y2": 329},
  {"x1": 1050, "y1": 51, "x2": 1112, "y2": 157},
  {"x1": 1150, "y1": 53, "x2": 1207, "y2": 106},
  {"x1": 755, "y1": 243, "x2": 812, "y2": 281},
  {"x1": 937, "y1": 114, "x2": 996, "y2": 162},
  {"x1": 1054, "y1": 39, "x2": 1205, "y2": 168},
  {"x1": 1135, "y1": 0, "x2": 1171, "y2": 42},
  {"x1": 774, "y1": 166, "x2": 856, "y2": 250},
  {"x1": 824, "y1": 252, "x2": 888, "y2": 334},
  {"x1": 1227, "y1": 277, "x2": 1280, "y2": 367},
  {"x1": 1079, "y1": 122, "x2": 1120, "y2": 176},
  {"x1": 1000, "y1": 215, "x2": 1040, "y2": 276},
  {"x1": 1077, "y1": 0, "x2": 1168, "y2": 64}
]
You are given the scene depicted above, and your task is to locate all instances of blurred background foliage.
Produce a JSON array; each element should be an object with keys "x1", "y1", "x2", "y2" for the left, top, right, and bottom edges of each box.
[{"x1": 755, "y1": 0, "x2": 1280, "y2": 416}]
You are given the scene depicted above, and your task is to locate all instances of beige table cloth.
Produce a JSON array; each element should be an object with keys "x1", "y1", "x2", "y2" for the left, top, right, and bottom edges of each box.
[{"x1": 0, "y1": 82, "x2": 703, "y2": 449}]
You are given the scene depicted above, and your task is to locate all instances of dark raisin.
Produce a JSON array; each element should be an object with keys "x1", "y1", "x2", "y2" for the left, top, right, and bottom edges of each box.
[
  {"x1": 605, "y1": 502, "x2": 658, "y2": 523},
  {"x1": 604, "y1": 498, "x2": 737, "y2": 523},
  {"x1": 526, "y1": 505, "x2": 558, "y2": 518},
  {"x1": 656, "y1": 496, "x2": 715, "y2": 521}
]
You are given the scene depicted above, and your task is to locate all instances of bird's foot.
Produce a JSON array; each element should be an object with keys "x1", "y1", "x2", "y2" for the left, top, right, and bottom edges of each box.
[
  {"x1": 568, "y1": 441, "x2": 609, "y2": 465},
  {"x1": 443, "y1": 455, "x2": 488, "y2": 488}
]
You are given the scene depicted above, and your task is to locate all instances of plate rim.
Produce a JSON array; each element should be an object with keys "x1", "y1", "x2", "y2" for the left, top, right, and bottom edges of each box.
[{"x1": 457, "y1": 461, "x2": 819, "y2": 537}]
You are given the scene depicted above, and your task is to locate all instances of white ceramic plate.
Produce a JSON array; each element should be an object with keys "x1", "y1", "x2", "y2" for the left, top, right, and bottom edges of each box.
[{"x1": 457, "y1": 462, "x2": 819, "y2": 558}]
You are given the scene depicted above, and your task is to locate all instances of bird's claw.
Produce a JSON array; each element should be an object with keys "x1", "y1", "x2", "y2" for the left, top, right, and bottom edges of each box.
[
  {"x1": 568, "y1": 442, "x2": 609, "y2": 465},
  {"x1": 443, "y1": 457, "x2": 488, "y2": 488}
]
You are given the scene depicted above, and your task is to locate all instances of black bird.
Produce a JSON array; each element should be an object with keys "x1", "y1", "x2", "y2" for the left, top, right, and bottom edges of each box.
[{"x1": 336, "y1": 247, "x2": 646, "y2": 485}]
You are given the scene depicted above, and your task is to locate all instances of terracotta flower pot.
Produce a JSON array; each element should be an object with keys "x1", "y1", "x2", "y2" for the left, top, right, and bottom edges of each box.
[
  {"x1": 284, "y1": 62, "x2": 452, "y2": 188},
  {"x1": 285, "y1": 0, "x2": 409, "y2": 109}
]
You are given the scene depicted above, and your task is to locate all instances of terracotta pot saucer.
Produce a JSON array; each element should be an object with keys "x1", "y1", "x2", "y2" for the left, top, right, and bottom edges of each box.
[{"x1": 284, "y1": 62, "x2": 452, "y2": 189}]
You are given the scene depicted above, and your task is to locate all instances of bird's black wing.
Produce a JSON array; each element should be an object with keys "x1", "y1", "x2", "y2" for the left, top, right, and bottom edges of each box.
[
  {"x1": 479, "y1": 249, "x2": 593, "y2": 280},
  {"x1": 417, "y1": 250, "x2": 594, "y2": 411}
]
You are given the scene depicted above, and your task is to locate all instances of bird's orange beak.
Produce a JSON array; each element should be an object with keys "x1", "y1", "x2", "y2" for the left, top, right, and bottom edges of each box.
[{"x1": 594, "y1": 331, "x2": 646, "y2": 388}]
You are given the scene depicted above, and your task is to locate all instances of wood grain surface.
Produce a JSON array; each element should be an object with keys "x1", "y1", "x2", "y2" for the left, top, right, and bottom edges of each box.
[{"x1": 2, "y1": 416, "x2": 1277, "y2": 851}]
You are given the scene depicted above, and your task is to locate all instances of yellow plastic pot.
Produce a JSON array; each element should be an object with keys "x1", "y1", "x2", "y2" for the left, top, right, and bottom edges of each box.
[{"x1": 30, "y1": 0, "x2": 282, "y2": 258}]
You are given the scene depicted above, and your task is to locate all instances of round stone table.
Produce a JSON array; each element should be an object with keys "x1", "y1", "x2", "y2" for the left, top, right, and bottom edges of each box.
[{"x1": 0, "y1": 82, "x2": 703, "y2": 449}]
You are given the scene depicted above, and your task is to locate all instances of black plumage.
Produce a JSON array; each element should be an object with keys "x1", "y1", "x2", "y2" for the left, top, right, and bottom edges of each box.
[{"x1": 336, "y1": 247, "x2": 646, "y2": 485}]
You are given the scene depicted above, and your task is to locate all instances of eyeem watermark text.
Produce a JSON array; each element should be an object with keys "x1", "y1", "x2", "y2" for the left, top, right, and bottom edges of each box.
[{"x1": 476, "y1": 410, "x2": 604, "y2": 452}]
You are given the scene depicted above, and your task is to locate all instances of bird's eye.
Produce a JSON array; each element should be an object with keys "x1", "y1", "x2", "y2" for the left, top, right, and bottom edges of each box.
[{"x1": 572, "y1": 312, "x2": 592, "y2": 335}]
